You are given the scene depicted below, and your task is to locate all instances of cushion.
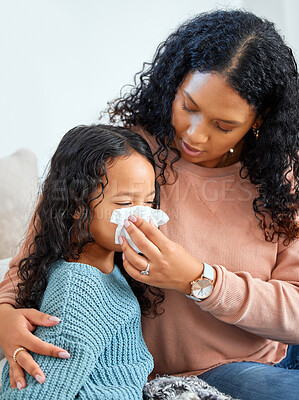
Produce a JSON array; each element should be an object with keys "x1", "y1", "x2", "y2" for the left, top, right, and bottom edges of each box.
[
  {"x1": 0, "y1": 149, "x2": 38, "y2": 259},
  {"x1": 0, "y1": 258, "x2": 11, "y2": 364},
  {"x1": 0, "y1": 258, "x2": 11, "y2": 383},
  {"x1": 0, "y1": 258, "x2": 10, "y2": 284},
  {"x1": 0, "y1": 258, "x2": 11, "y2": 386},
  {"x1": 0, "y1": 357, "x2": 6, "y2": 389}
]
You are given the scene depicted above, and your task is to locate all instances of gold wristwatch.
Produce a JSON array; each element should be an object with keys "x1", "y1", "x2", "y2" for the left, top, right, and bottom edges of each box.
[{"x1": 185, "y1": 262, "x2": 215, "y2": 302}]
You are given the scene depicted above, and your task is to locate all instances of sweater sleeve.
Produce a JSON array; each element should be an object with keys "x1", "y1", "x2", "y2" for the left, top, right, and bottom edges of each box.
[
  {"x1": 1, "y1": 340, "x2": 96, "y2": 399},
  {"x1": 0, "y1": 266, "x2": 106, "y2": 399},
  {"x1": 0, "y1": 263, "x2": 18, "y2": 306},
  {"x1": 199, "y1": 236, "x2": 299, "y2": 344},
  {"x1": 0, "y1": 203, "x2": 38, "y2": 307}
]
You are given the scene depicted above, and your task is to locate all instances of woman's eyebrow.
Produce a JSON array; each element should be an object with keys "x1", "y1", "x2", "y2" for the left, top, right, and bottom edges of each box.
[
  {"x1": 183, "y1": 89, "x2": 242, "y2": 125},
  {"x1": 183, "y1": 90, "x2": 198, "y2": 107}
]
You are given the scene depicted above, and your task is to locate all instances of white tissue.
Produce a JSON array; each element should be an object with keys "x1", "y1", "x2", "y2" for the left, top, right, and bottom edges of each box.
[{"x1": 110, "y1": 205, "x2": 169, "y2": 253}]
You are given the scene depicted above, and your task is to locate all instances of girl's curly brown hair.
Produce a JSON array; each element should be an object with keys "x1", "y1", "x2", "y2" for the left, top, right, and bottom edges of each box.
[{"x1": 17, "y1": 124, "x2": 164, "y2": 315}]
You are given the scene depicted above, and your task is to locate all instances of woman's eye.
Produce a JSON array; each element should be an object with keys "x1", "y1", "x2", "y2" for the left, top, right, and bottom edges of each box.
[
  {"x1": 215, "y1": 121, "x2": 231, "y2": 134},
  {"x1": 182, "y1": 103, "x2": 197, "y2": 114},
  {"x1": 146, "y1": 201, "x2": 154, "y2": 205},
  {"x1": 115, "y1": 202, "x2": 131, "y2": 206}
]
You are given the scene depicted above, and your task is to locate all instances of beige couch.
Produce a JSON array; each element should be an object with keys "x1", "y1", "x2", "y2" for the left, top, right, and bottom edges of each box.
[{"x1": 0, "y1": 148, "x2": 39, "y2": 388}]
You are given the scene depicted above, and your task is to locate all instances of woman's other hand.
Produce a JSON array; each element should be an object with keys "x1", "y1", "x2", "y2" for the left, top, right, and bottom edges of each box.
[
  {"x1": 0, "y1": 303, "x2": 70, "y2": 389},
  {"x1": 120, "y1": 215, "x2": 204, "y2": 294}
]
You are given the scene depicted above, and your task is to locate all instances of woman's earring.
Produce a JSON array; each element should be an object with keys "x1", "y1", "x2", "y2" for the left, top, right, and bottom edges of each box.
[
  {"x1": 229, "y1": 148, "x2": 234, "y2": 154},
  {"x1": 253, "y1": 127, "x2": 259, "y2": 140},
  {"x1": 74, "y1": 211, "x2": 80, "y2": 219}
]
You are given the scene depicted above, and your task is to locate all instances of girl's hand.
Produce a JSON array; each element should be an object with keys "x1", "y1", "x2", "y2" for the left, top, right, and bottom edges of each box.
[
  {"x1": 119, "y1": 215, "x2": 204, "y2": 293},
  {"x1": 0, "y1": 303, "x2": 70, "y2": 390}
]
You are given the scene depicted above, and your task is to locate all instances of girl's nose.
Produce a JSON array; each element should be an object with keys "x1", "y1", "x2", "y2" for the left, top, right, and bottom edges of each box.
[{"x1": 133, "y1": 201, "x2": 146, "y2": 207}]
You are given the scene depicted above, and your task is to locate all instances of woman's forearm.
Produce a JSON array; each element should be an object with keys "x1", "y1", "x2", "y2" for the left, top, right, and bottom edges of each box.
[
  {"x1": 0, "y1": 200, "x2": 39, "y2": 306},
  {"x1": 0, "y1": 263, "x2": 18, "y2": 306},
  {"x1": 198, "y1": 262, "x2": 299, "y2": 344},
  {"x1": 0, "y1": 248, "x2": 28, "y2": 306}
]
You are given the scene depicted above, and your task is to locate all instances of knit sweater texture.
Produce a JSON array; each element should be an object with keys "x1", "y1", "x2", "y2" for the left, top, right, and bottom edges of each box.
[{"x1": 0, "y1": 261, "x2": 153, "y2": 399}]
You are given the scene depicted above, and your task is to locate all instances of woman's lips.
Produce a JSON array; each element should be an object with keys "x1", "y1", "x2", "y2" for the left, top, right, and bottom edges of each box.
[{"x1": 181, "y1": 140, "x2": 205, "y2": 157}]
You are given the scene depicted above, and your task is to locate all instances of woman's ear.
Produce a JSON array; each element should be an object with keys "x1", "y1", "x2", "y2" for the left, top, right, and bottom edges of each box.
[
  {"x1": 253, "y1": 116, "x2": 263, "y2": 130},
  {"x1": 73, "y1": 210, "x2": 81, "y2": 220},
  {"x1": 252, "y1": 115, "x2": 264, "y2": 140},
  {"x1": 253, "y1": 107, "x2": 271, "y2": 130}
]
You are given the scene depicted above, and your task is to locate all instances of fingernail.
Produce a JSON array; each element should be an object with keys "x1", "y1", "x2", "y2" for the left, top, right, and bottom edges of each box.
[
  {"x1": 17, "y1": 381, "x2": 23, "y2": 390},
  {"x1": 122, "y1": 252, "x2": 125, "y2": 260},
  {"x1": 128, "y1": 215, "x2": 137, "y2": 223},
  {"x1": 118, "y1": 235, "x2": 123, "y2": 245},
  {"x1": 35, "y1": 374, "x2": 44, "y2": 384},
  {"x1": 124, "y1": 220, "x2": 130, "y2": 228},
  {"x1": 49, "y1": 316, "x2": 61, "y2": 322},
  {"x1": 58, "y1": 351, "x2": 70, "y2": 359}
]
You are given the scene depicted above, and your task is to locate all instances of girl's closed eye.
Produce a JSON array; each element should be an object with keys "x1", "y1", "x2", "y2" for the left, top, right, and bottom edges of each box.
[{"x1": 115, "y1": 201, "x2": 154, "y2": 207}]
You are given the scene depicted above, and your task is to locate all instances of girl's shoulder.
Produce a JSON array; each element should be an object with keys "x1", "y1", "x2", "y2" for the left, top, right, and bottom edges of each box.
[
  {"x1": 39, "y1": 262, "x2": 135, "y2": 330},
  {"x1": 47, "y1": 260, "x2": 126, "y2": 293}
]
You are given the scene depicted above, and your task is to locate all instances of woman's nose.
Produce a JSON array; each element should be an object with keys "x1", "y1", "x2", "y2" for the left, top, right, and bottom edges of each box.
[{"x1": 187, "y1": 120, "x2": 209, "y2": 143}]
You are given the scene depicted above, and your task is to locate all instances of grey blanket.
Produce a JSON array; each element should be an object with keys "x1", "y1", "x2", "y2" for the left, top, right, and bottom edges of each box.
[{"x1": 143, "y1": 375, "x2": 239, "y2": 400}]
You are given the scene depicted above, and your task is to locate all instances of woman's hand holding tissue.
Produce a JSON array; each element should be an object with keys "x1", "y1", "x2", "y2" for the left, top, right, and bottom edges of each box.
[{"x1": 119, "y1": 215, "x2": 204, "y2": 294}]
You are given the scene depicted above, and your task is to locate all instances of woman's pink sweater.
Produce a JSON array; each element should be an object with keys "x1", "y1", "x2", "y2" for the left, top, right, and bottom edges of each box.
[{"x1": 1, "y1": 130, "x2": 299, "y2": 377}]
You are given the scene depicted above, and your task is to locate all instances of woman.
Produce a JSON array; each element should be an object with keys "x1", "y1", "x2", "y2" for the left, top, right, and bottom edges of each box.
[{"x1": 0, "y1": 9, "x2": 298, "y2": 400}]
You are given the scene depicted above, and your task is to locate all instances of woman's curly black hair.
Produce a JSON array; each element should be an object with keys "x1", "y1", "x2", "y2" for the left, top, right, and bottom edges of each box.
[
  {"x1": 17, "y1": 124, "x2": 164, "y2": 316},
  {"x1": 108, "y1": 10, "x2": 299, "y2": 243}
]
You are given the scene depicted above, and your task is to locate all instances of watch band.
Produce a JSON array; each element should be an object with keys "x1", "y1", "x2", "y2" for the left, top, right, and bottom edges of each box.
[
  {"x1": 201, "y1": 262, "x2": 214, "y2": 281},
  {"x1": 185, "y1": 262, "x2": 215, "y2": 302}
]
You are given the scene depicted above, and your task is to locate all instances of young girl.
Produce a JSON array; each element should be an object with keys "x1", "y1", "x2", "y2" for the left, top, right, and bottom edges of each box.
[{"x1": 0, "y1": 124, "x2": 161, "y2": 399}]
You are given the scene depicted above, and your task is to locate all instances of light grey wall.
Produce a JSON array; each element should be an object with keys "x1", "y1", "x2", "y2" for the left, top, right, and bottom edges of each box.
[
  {"x1": 1, "y1": 0, "x2": 297, "y2": 174},
  {"x1": 242, "y1": 0, "x2": 299, "y2": 60}
]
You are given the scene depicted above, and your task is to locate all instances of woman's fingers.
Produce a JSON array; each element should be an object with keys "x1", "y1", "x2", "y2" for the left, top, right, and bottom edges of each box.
[
  {"x1": 9, "y1": 359, "x2": 25, "y2": 389},
  {"x1": 126, "y1": 215, "x2": 168, "y2": 252},
  {"x1": 121, "y1": 236, "x2": 156, "y2": 273},
  {"x1": 121, "y1": 215, "x2": 204, "y2": 293},
  {"x1": 0, "y1": 305, "x2": 71, "y2": 389},
  {"x1": 17, "y1": 308, "x2": 70, "y2": 357},
  {"x1": 123, "y1": 261, "x2": 151, "y2": 284},
  {"x1": 14, "y1": 348, "x2": 46, "y2": 384},
  {"x1": 22, "y1": 308, "x2": 61, "y2": 330},
  {"x1": 121, "y1": 236, "x2": 163, "y2": 286},
  {"x1": 8, "y1": 350, "x2": 45, "y2": 389},
  {"x1": 8, "y1": 334, "x2": 70, "y2": 387},
  {"x1": 21, "y1": 330, "x2": 70, "y2": 359},
  {"x1": 7, "y1": 333, "x2": 70, "y2": 389}
]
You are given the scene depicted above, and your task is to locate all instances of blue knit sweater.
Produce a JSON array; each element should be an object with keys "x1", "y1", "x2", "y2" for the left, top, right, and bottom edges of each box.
[{"x1": 0, "y1": 261, "x2": 153, "y2": 399}]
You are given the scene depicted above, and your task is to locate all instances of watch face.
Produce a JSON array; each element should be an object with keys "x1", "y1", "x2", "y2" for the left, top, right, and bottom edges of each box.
[{"x1": 192, "y1": 279, "x2": 213, "y2": 299}]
